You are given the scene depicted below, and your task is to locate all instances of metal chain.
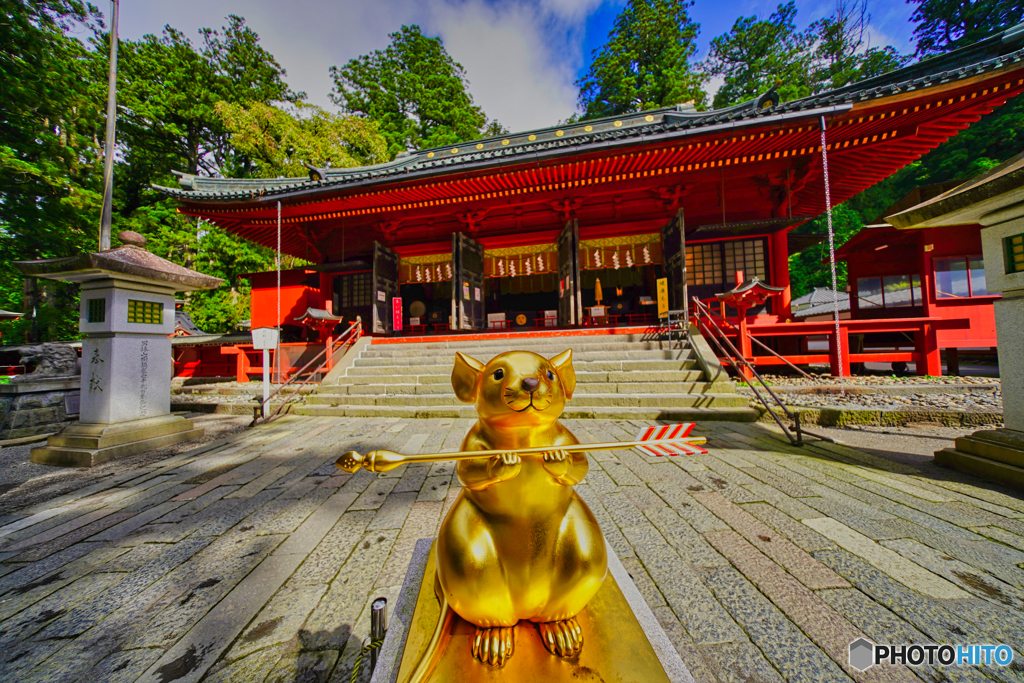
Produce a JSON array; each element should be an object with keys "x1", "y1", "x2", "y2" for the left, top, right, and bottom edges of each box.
[{"x1": 820, "y1": 117, "x2": 845, "y2": 393}]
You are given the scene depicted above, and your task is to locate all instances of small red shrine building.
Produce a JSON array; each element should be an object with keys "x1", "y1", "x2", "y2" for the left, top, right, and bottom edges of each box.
[
  {"x1": 157, "y1": 26, "x2": 1024, "y2": 377},
  {"x1": 835, "y1": 183, "x2": 998, "y2": 371}
]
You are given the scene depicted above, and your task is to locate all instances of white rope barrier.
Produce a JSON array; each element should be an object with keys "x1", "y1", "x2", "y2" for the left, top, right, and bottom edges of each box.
[{"x1": 820, "y1": 116, "x2": 845, "y2": 394}]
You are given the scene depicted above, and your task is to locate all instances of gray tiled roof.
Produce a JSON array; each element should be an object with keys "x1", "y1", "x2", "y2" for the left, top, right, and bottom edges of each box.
[
  {"x1": 792, "y1": 287, "x2": 846, "y2": 307},
  {"x1": 156, "y1": 23, "x2": 1024, "y2": 204}
]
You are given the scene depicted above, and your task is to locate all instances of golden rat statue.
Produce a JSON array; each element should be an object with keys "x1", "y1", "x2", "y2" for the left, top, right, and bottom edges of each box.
[{"x1": 438, "y1": 348, "x2": 608, "y2": 667}]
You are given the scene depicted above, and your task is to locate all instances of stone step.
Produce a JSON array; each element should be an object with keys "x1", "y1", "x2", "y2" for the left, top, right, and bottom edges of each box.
[
  {"x1": 355, "y1": 349, "x2": 695, "y2": 366},
  {"x1": 315, "y1": 380, "x2": 735, "y2": 396},
  {"x1": 346, "y1": 359, "x2": 699, "y2": 376},
  {"x1": 366, "y1": 332, "x2": 671, "y2": 351},
  {"x1": 361, "y1": 341, "x2": 688, "y2": 358},
  {"x1": 305, "y1": 392, "x2": 748, "y2": 408},
  {"x1": 293, "y1": 404, "x2": 758, "y2": 422},
  {"x1": 335, "y1": 370, "x2": 707, "y2": 385}
]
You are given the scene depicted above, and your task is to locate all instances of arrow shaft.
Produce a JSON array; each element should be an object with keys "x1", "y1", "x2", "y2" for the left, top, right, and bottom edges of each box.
[{"x1": 369, "y1": 436, "x2": 707, "y2": 468}]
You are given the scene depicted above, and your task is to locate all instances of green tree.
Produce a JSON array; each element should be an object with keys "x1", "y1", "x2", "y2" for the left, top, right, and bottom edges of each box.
[
  {"x1": 809, "y1": 0, "x2": 908, "y2": 91},
  {"x1": 0, "y1": 0, "x2": 105, "y2": 343},
  {"x1": 703, "y1": 2, "x2": 814, "y2": 108},
  {"x1": 576, "y1": 0, "x2": 707, "y2": 118},
  {"x1": 330, "y1": 25, "x2": 498, "y2": 159},
  {"x1": 787, "y1": 205, "x2": 861, "y2": 297},
  {"x1": 910, "y1": 0, "x2": 1024, "y2": 56},
  {"x1": 108, "y1": 17, "x2": 306, "y2": 334},
  {"x1": 704, "y1": 0, "x2": 908, "y2": 108},
  {"x1": 215, "y1": 101, "x2": 388, "y2": 178}
]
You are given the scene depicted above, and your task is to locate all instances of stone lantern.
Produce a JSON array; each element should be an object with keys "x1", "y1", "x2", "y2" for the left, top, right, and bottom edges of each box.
[{"x1": 15, "y1": 231, "x2": 222, "y2": 466}]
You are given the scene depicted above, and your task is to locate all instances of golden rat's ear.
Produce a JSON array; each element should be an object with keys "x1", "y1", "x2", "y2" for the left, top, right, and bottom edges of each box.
[
  {"x1": 550, "y1": 349, "x2": 576, "y2": 399},
  {"x1": 452, "y1": 352, "x2": 485, "y2": 403}
]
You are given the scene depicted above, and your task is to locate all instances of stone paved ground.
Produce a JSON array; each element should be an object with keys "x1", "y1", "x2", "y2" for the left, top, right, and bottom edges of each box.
[{"x1": 0, "y1": 416, "x2": 1023, "y2": 683}]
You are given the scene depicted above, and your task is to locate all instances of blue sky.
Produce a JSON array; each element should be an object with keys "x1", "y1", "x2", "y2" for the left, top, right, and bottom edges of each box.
[{"x1": 106, "y1": 0, "x2": 918, "y2": 133}]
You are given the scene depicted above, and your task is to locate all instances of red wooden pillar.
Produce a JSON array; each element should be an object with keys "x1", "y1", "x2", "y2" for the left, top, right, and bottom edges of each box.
[
  {"x1": 737, "y1": 313, "x2": 754, "y2": 380},
  {"x1": 918, "y1": 231, "x2": 935, "y2": 318},
  {"x1": 770, "y1": 229, "x2": 792, "y2": 319},
  {"x1": 319, "y1": 272, "x2": 334, "y2": 314},
  {"x1": 219, "y1": 346, "x2": 250, "y2": 383},
  {"x1": 915, "y1": 323, "x2": 941, "y2": 376},
  {"x1": 828, "y1": 326, "x2": 851, "y2": 378}
]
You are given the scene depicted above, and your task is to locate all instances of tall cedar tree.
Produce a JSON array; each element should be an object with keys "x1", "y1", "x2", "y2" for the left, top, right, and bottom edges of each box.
[
  {"x1": 577, "y1": 0, "x2": 707, "y2": 118},
  {"x1": 0, "y1": 0, "x2": 103, "y2": 342},
  {"x1": 703, "y1": 2, "x2": 814, "y2": 108},
  {"x1": 330, "y1": 25, "x2": 501, "y2": 159}
]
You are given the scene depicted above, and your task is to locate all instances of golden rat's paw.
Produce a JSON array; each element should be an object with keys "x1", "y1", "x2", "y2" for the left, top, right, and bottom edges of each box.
[
  {"x1": 499, "y1": 451, "x2": 520, "y2": 465},
  {"x1": 543, "y1": 449, "x2": 569, "y2": 462},
  {"x1": 472, "y1": 625, "x2": 515, "y2": 667},
  {"x1": 538, "y1": 617, "x2": 583, "y2": 659}
]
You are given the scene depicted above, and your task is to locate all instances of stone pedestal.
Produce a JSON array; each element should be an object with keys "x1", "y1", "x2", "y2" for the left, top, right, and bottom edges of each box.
[
  {"x1": 935, "y1": 428, "x2": 1024, "y2": 490},
  {"x1": 371, "y1": 539, "x2": 693, "y2": 683},
  {"x1": 29, "y1": 414, "x2": 203, "y2": 467},
  {"x1": 15, "y1": 233, "x2": 222, "y2": 467}
]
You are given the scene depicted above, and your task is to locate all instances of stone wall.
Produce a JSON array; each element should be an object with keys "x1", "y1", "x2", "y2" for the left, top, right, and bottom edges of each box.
[{"x1": 0, "y1": 380, "x2": 79, "y2": 440}]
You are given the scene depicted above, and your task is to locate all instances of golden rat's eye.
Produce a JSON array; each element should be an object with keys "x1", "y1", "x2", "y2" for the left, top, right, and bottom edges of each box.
[
  {"x1": 547, "y1": 370, "x2": 555, "y2": 381},
  {"x1": 493, "y1": 368, "x2": 504, "y2": 380}
]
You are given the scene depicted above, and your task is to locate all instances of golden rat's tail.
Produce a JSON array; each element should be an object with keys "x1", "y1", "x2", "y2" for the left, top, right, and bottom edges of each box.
[{"x1": 406, "y1": 573, "x2": 454, "y2": 683}]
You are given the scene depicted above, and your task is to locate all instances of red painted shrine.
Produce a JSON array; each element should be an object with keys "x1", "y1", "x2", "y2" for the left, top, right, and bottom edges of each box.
[{"x1": 160, "y1": 27, "x2": 1024, "y2": 378}]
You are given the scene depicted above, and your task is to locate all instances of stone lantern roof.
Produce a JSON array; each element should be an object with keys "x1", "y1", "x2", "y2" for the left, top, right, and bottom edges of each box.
[{"x1": 14, "y1": 231, "x2": 222, "y2": 291}]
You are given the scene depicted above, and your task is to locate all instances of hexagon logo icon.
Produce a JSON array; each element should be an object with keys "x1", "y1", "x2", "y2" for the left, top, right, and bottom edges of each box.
[{"x1": 849, "y1": 638, "x2": 875, "y2": 671}]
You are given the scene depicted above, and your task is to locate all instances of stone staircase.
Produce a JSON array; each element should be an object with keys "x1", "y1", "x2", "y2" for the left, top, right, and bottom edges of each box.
[{"x1": 293, "y1": 332, "x2": 757, "y2": 421}]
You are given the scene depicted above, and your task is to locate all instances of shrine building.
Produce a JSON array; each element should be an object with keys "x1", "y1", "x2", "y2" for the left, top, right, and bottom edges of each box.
[{"x1": 159, "y1": 25, "x2": 1024, "y2": 377}]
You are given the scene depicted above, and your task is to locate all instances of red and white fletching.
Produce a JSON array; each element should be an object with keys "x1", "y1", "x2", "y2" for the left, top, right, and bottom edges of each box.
[{"x1": 633, "y1": 423, "x2": 707, "y2": 457}]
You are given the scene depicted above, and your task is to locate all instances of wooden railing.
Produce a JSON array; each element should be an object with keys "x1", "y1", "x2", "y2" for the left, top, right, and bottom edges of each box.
[
  {"x1": 253, "y1": 317, "x2": 362, "y2": 426},
  {"x1": 692, "y1": 305, "x2": 969, "y2": 377}
]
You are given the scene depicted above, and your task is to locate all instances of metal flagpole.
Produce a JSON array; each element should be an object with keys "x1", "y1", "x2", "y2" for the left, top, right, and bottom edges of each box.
[
  {"x1": 820, "y1": 116, "x2": 845, "y2": 394},
  {"x1": 98, "y1": 0, "x2": 119, "y2": 251}
]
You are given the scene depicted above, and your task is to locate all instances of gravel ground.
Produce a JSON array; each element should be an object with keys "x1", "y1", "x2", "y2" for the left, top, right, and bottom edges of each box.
[
  {"x1": 0, "y1": 413, "x2": 250, "y2": 514},
  {"x1": 737, "y1": 373, "x2": 1002, "y2": 412},
  {"x1": 738, "y1": 372, "x2": 1000, "y2": 387},
  {"x1": 739, "y1": 385, "x2": 1003, "y2": 411},
  {"x1": 172, "y1": 380, "x2": 313, "y2": 405}
]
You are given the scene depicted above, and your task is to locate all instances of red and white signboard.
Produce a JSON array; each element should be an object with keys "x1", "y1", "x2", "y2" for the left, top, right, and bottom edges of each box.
[{"x1": 392, "y1": 297, "x2": 403, "y2": 332}]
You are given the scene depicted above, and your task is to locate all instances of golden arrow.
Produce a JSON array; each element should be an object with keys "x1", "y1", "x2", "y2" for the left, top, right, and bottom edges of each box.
[{"x1": 335, "y1": 423, "x2": 707, "y2": 473}]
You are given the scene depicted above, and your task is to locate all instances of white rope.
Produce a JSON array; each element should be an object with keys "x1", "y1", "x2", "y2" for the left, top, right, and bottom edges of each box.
[
  {"x1": 820, "y1": 117, "x2": 845, "y2": 393},
  {"x1": 276, "y1": 200, "x2": 282, "y2": 385}
]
